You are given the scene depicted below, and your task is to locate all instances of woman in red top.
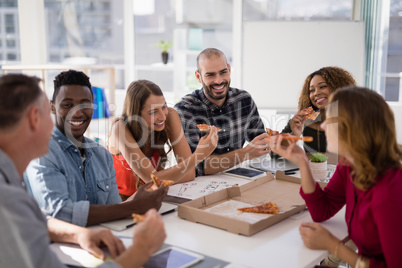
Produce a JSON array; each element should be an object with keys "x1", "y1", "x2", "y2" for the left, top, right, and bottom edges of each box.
[
  {"x1": 271, "y1": 86, "x2": 402, "y2": 267},
  {"x1": 109, "y1": 80, "x2": 218, "y2": 200}
]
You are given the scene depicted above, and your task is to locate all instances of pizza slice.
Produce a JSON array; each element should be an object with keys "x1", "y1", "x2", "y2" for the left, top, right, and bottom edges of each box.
[
  {"x1": 300, "y1": 106, "x2": 320, "y2": 120},
  {"x1": 196, "y1": 124, "x2": 222, "y2": 132},
  {"x1": 237, "y1": 202, "x2": 280, "y2": 214},
  {"x1": 150, "y1": 173, "x2": 161, "y2": 187},
  {"x1": 266, "y1": 128, "x2": 313, "y2": 142},
  {"x1": 132, "y1": 213, "x2": 146, "y2": 223},
  {"x1": 162, "y1": 180, "x2": 175, "y2": 187},
  {"x1": 266, "y1": 128, "x2": 279, "y2": 136},
  {"x1": 150, "y1": 174, "x2": 174, "y2": 188}
]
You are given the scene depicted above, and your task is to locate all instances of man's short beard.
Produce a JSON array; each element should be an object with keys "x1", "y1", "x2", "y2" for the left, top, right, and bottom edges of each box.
[{"x1": 202, "y1": 80, "x2": 230, "y2": 101}]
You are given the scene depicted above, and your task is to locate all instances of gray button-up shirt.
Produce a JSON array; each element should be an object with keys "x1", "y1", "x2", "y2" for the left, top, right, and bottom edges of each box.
[{"x1": 0, "y1": 149, "x2": 121, "y2": 268}]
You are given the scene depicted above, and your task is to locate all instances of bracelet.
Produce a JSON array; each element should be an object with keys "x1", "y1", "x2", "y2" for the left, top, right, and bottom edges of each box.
[
  {"x1": 355, "y1": 255, "x2": 370, "y2": 268},
  {"x1": 333, "y1": 240, "x2": 342, "y2": 257},
  {"x1": 355, "y1": 255, "x2": 362, "y2": 268}
]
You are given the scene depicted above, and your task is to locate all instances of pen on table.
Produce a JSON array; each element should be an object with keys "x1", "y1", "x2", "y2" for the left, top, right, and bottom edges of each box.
[
  {"x1": 115, "y1": 235, "x2": 132, "y2": 239},
  {"x1": 285, "y1": 168, "x2": 299, "y2": 175}
]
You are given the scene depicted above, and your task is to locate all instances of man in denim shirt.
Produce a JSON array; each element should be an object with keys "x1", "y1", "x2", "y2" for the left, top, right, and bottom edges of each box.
[{"x1": 25, "y1": 70, "x2": 166, "y2": 227}]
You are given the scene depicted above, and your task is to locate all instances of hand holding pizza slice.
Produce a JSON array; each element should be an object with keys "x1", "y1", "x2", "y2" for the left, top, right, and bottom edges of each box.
[
  {"x1": 150, "y1": 174, "x2": 174, "y2": 188},
  {"x1": 132, "y1": 213, "x2": 146, "y2": 223},
  {"x1": 300, "y1": 106, "x2": 320, "y2": 121},
  {"x1": 266, "y1": 128, "x2": 313, "y2": 142}
]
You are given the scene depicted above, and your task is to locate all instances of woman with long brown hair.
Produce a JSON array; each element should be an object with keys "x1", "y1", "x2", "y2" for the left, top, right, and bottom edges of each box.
[
  {"x1": 109, "y1": 80, "x2": 218, "y2": 200},
  {"x1": 281, "y1": 66, "x2": 356, "y2": 153},
  {"x1": 271, "y1": 86, "x2": 402, "y2": 267}
]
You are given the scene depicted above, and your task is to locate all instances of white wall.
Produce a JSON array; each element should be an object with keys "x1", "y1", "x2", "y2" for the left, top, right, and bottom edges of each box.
[{"x1": 242, "y1": 21, "x2": 366, "y2": 110}]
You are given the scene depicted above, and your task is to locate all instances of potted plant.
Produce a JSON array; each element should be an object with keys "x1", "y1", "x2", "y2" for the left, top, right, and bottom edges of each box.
[
  {"x1": 156, "y1": 40, "x2": 173, "y2": 64},
  {"x1": 309, "y1": 153, "x2": 328, "y2": 181}
]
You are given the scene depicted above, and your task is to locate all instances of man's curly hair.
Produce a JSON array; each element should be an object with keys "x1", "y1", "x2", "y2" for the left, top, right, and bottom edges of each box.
[{"x1": 52, "y1": 69, "x2": 92, "y2": 101}]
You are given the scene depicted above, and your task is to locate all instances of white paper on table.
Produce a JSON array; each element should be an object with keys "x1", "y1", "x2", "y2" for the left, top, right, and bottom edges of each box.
[
  {"x1": 167, "y1": 174, "x2": 249, "y2": 200},
  {"x1": 50, "y1": 238, "x2": 132, "y2": 267}
]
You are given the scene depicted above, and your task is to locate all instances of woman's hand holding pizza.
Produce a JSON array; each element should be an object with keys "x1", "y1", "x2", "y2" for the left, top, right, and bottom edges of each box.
[{"x1": 289, "y1": 111, "x2": 307, "y2": 137}]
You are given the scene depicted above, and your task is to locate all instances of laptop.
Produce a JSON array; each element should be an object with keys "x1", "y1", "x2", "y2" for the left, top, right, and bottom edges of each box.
[{"x1": 249, "y1": 155, "x2": 299, "y2": 174}]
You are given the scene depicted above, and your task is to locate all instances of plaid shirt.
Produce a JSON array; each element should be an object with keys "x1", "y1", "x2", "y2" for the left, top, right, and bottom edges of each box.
[{"x1": 174, "y1": 87, "x2": 265, "y2": 175}]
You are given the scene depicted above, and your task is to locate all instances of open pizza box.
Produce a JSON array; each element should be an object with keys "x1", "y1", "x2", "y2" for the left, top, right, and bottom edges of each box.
[{"x1": 177, "y1": 173, "x2": 307, "y2": 236}]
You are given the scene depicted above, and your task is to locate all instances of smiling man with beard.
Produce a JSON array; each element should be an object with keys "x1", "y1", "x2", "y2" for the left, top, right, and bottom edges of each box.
[
  {"x1": 24, "y1": 70, "x2": 166, "y2": 227},
  {"x1": 174, "y1": 48, "x2": 270, "y2": 176}
]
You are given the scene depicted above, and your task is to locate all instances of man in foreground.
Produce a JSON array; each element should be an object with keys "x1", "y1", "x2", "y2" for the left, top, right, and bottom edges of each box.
[{"x1": 0, "y1": 73, "x2": 166, "y2": 267}]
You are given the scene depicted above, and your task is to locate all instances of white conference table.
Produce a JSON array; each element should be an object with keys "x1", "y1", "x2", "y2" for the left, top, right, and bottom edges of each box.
[
  {"x1": 115, "y1": 207, "x2": 347, "y2": 268},
  {"x1": 52, "y1": 172, "x2": 348, "y2": 268},
  {"x1": 113, "y1": 171, "x2": 348, "y2": 268}
]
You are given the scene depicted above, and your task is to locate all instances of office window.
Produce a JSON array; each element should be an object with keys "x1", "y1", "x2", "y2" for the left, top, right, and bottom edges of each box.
[
  {"x1": 6, "y1": 39, "x2": 15, "y2": 48},
  {"x1": 243, "y1": 0, "x2": 353, "y2": 21},
  {"x1": 5, "y1": 14, "x2": 15, "y2": 33},
  {"x1": 0, "y1": 2, "x2": 19, "y2": 62},
  {"x1": 0, "y1": 0, "x2": 17, "y2": 7},
  {"x1": 44, "y1": 0, "x2": 122, "y2": 64},
  {"x1": 6, "y1": 53, "x2": 16, "y2": 60},
  {"x1": 384, "y1": 0, "x2": 402, "y2": 101}
]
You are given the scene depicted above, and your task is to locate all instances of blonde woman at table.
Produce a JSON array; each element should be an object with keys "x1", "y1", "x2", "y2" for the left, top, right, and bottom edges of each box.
[
  {"x1": 109, "y1": 80, "x2": 218, "y2": 200},
  {"x1": 270, "y1": 86, "x2": 402, "y2": 267}
]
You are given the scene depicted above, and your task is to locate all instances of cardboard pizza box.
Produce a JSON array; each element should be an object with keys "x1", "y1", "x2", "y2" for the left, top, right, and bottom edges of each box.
[{"x1": 177, "y1": 173, "x2": 307, "y2": 236}]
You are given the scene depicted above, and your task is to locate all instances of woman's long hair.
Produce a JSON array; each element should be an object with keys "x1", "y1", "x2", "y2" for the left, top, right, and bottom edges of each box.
[
  {"x1": 298, "y1": 66, "x2": 357, "y2": 111},
  {"x1": 120, "y1": 80, "x2": 171, "y2": 170},
  {"x1": 327, "y1": 86, "x2": 402, "y2": 190}
]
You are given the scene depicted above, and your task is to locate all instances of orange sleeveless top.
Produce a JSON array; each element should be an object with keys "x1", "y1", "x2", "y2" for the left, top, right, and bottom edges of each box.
[{"x1": 112, "y1": 151, "x2": 160, "y2": 196}]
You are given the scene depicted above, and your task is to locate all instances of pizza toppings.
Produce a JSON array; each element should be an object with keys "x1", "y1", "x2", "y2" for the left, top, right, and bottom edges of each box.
[
  {"x1": 266, "y1": 128, "x2": 279, "y2": 136},
  {"x1": 237, "y1": 202, "x2": 280, "y2": 214},
  {"x1": 196, "y1": 124, "x2": 222, "y2": 132},
  {"x1": 132, "y1": 213, "x2": 146, "y2": 223},
  {"x1": 266, "y1": 128, "x2": 313, "y2": 142},
  {"x1": 162, "y1": 180, "x2": 174, "y2": 187},
  {"x1": 300, "y1": 106, "x2": 320, "y2": 120},
  {"x1": 150, "y1": 174, "x2": 174, "y2": 188},
  {"x1": 150, "y1": 174, "x2": 161, "y2": 187}
]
